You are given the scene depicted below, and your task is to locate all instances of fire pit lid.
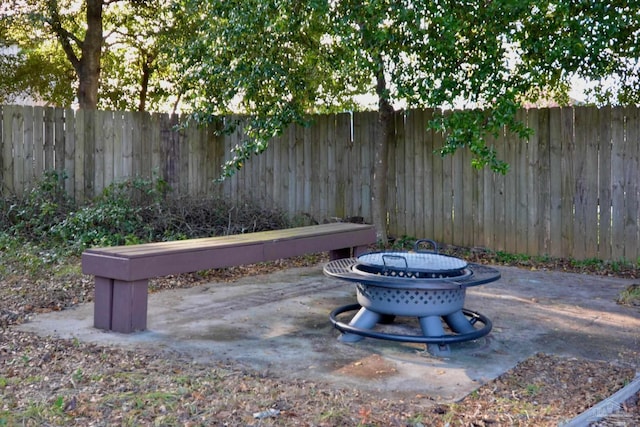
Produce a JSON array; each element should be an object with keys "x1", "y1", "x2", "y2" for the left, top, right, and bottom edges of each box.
[{"x1": 357, "y1": 251, "x2": 468, "y2": 274}]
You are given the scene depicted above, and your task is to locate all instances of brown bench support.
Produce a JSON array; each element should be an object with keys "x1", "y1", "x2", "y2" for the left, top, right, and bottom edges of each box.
[{"x1": 82, "y1": 223, "x2": 377, "y2": 333}]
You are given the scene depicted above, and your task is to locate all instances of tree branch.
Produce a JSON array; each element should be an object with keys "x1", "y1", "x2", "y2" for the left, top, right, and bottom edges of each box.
[{"x1": 45, "y1": 0, "x2": 80, "y2": 71}]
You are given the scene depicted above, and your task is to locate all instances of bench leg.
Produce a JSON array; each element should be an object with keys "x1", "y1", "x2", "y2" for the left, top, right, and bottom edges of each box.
[
  {"x1": 329, "y1": 248, "x2": 351, "y2": 260},
  {"x1": 329, "y1": 245, "x2": 370, "y2": 260},
  {"x1": 352, "y1": 245, "x2": 369, "y2": 257},
  {"x1": 94, "y1": 276, "x2": 148, "y2": 333},
  {"x1": 94, "y1": 277, "x2": 114, "y2": 330}
]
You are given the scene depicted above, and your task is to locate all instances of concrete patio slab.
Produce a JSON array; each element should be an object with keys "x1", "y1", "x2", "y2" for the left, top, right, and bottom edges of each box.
[{"x1": 17, "y1": 264, "x2": 640, "y2": 403}]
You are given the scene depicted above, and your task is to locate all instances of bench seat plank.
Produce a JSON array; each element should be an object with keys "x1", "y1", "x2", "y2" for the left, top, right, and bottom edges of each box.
[
  {"x1": 85, "y1": 222, "x2": 371, "y2": 257},
  {"x1": 82, "y1": 223, "x2": 376, "y2": 281}
]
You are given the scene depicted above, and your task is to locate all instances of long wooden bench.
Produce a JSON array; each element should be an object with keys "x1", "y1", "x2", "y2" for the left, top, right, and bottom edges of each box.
[{"x1": 82, "y1": 222, "x2": 377, "y2": 333}]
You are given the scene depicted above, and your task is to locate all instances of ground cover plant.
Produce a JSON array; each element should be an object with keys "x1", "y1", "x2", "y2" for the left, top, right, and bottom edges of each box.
[{"x1": 1, "y1": 175, "x2": 639, "y2": 426}]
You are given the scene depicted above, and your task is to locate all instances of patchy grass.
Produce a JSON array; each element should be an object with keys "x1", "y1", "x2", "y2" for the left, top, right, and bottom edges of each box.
[{"x1": 617, "y1": 284, "x2": 640, "y2": 306}]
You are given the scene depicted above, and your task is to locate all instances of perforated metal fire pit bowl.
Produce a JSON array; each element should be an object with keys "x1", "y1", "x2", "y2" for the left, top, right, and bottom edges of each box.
[{"x1": 323, "y1": 240, "x2": 500, "y2": 355}]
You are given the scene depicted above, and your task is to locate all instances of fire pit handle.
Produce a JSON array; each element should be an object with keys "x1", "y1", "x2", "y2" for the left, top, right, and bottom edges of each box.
[
  {"x1": 413, "y1": 239, "x2": 439, "y2": 253},
  {"x1": 381, "y1": 254, "x2": 409, "y2": 271}
]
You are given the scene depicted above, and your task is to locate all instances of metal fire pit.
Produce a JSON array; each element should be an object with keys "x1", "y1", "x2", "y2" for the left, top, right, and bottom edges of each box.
[{"x1": 323, "y1": 240, "x2": 500, "y2": 356}]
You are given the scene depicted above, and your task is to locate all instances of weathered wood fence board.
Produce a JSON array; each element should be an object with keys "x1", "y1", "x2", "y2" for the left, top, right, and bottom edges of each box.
[
  {"x1": 624, "y1": 107, "x2": 640, "y2": 262},
  {"x1": 2, "y1": 104, "x2": 640, "y2": 262}
]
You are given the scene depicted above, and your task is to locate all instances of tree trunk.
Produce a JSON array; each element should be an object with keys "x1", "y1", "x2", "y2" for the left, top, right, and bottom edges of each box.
[
  {"x1": 372, "y1": 63, "x2": 394, "y2": 244},
  {"x1": 138, "y1": 52, "x2": 154, "y2": 111},
  {"x1": 77, "y1": 0, "x2": 104, "y2": 110},
  {"x1": 47, "y1": 0, "x2": 104, "y2": 110}
]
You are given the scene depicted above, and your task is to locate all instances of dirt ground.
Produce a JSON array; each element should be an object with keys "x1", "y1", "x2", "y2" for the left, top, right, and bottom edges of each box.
[{"x1": 1, "y1": 254, "x2": 639, "y2": 426}]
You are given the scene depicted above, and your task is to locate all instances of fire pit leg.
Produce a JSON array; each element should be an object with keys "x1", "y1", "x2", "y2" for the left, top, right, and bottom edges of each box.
[
  {"x1": 339, "y1": 307, "x2": 382, "y2": 343},
  {"x1": 443, "y1": 310, "x2": 476, "y2": 334},
  {"x1": 419, "y1": 316, "x2": 451, "y2": 356}
]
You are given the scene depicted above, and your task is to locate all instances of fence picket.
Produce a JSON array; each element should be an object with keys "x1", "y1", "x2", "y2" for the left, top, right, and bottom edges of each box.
[
  {"x1": 404, "y1": 110, "x2": 416, "y2": 238},
  {"x1": 526, "y1": 108, "x2": 540, "y2": 256},
  {"x1": 597, "y1": 106, "x2": 612, "y2": 260},
  {"x1": 101, "y1": 111, "x2": 115, "y2": 188},
  {"x1": 583, "y1": 107, "x2": 600, "y2": 259},
  {"x1": 431, "y1": 113, "x2": 445, "y2": 244},
  {"x1": 2, "y1": 106, "x2": 13, "y2": 194},
  {"x1": 73, "y1": 109, "x2": 85, "y2": 202},
  {"x1": 32, "y1": 106, "x2": 44, "y2": 180},
  {"x1": 12, "y1": 107, "x2": 25, "y2": 196},
  {"x1": 492, "y1": 126, "x2": 507, "y2": 251},
  {"x1": 22, "y1": 106, "x2": 34, "y2": 190},
  {"x1": 481, "y1": 116, "x2": 497, "y2": 250},
  {"x1": 514, "y1": 109, "x2": 529, "y2": 255},
  {"x1": 43, "y1": 107, "x2": 54, "y2": 171},
  {"x1": 64, "y1": 108, "x2": 75, "y2": 197},
  {"x1": 548, "y1": 108, "x2": 563, "y2": 257},
  {"x1": 93, "y1": 111, "x2": 105, "y2": 196},
  {"x1": 560, "y1": 107, "x2": 575, "y2": 257},
  {"x1": 573, "y1": 106, "x2": 589, "y2": 259},
  {"x1": 325, "y1": 114, "x2": 337, "y2": 220},
  {"x1": 623, "y1": 107, "x2": 639, "y2": 261},
  {"x1": 413, "y1": 109, "x2": 427, "y2": 240},
  {"x1": 54, "y1": 108, "x2": 64, "y2": 175},
  {"x1": 393, "y1": 111, "x2": 406, "y2": 236},
  {"x1": 610, "y1": 107, "x2": 626, "y2": 260},
  {"x1": 422, "y1": 110, "x2": 435, "y2": 240},
  {"x1": 452, "y1": 127, "x2": 465, "y2": 247}
]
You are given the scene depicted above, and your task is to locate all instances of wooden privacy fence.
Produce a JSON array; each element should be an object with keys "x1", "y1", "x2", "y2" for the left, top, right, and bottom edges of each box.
[{"x1": 1, "y1": 104, "x2": 639, "y2": 262}]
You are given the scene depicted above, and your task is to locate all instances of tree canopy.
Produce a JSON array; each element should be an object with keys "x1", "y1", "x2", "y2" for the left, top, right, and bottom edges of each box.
[
  {"x1": 170, "y1": 0, "x2": 639, "y2": 240},
  {"x1": 172, "y1": 0, "x2": 640, "y2": 171},
  {"x1": 0, "y1": 0, "x2": 178, "y2": 111}
]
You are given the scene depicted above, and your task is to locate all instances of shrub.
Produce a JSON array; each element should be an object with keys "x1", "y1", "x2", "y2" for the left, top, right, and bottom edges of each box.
[
  {"x1": 1, "y1": 173, "x2": 291, "y2": 264},
  {"x1": 1, "y1": 171, "x2": 75, "y2": 241},
  {"x1": 50, "y1": 177, "x2": 164, "y2": 252}
]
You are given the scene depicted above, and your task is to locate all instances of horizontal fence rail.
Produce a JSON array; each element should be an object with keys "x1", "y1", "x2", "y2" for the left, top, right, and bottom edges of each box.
[{"x1": 1, "y1": 104, "x2": 639, "y2": 262}]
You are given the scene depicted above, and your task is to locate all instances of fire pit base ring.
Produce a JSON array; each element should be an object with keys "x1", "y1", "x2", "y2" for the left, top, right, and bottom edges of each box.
[{"x1": 329, "y1": 304, "x2": 492, "y2": 356}]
